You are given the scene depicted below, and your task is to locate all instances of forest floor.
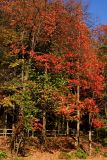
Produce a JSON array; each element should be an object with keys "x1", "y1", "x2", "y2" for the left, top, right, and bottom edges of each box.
[
  {"x1": 6, "y1": 149, "x2": 107, "y2": 160},
  {"x1": 0, "y1": 136, "x2": 107, "y2": 160}
]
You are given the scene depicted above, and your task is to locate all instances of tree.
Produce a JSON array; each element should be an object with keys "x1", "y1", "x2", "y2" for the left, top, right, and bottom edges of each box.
[{"x1": 0, "y1": 0, "x2": 105, "y2": 154}]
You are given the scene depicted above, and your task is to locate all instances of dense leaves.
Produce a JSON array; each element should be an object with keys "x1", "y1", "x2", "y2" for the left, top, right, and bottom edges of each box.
[{"x1": 0, "y1": 0, "x2": 106, "y2": 150}]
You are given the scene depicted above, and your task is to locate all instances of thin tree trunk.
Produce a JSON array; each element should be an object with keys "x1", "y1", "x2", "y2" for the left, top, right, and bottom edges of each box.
[
  {"x1": 76, "y1": 85, "x2": 80, "y2": 147},
  {"x1": 58, "y1": 118, "x2": 61, "y2": 135},
  {"x1": 14, "y1": 31, "x2": 25, "y2": 155},
  {"x1": 4, "y1": 108, "x2": 7, "y2": 138},
  {"x1": 66, "y1": 119, "x2": 69, "y2": 136},
  {"x1": 89, "y1": 113, "x2": 92, "y2": 156},
  {"x1": 62, "y1": 115, "x2": 65, "y2": 133},
  {"x1": 76, "y1": 109, "x2": 80, "y2": 146},
  {"x1": 12, "y1": 106, "x2": 15, "y2": 131},
  {"x1": 24, "y1": 60, "x2": 29, "y2": 81},
  {"x1": 42, "y1": 110, "x2": 46, "y2": 144},
  {"x1": 42, "y1": 63, "x2": 48, "y2": 143},
  {"x1": 21, "y1": 30, "x2": 26, "y2": 114},
  {"x1": 105, "y1": 104, "x2": 107, "y2": 118}
]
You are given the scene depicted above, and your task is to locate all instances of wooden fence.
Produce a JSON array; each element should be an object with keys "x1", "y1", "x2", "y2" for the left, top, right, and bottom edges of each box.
[
  {"x1": 0, "y1": 129, "x2": 13, "y2": 137},
  {"x1": 0, "y1": 128, "x2": 76, "y2": 137}
]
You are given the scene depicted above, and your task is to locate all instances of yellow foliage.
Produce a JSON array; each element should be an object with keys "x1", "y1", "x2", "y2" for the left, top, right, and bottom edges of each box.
[{"x1": 0, "y1": 96, "x2": 13, "y2": 107}]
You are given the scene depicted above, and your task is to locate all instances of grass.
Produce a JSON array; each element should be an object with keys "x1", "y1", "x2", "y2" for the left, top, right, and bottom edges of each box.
[
  {"x1": 0, "y1": 150, "x2": 7, "y2": 159},
  {"x1": 58, "y1": 149, "x2": 88, "y2": 160}
]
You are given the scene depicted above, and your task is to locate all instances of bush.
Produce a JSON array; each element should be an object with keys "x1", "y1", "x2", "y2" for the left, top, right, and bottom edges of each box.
[
  {"x1": 14, "y1": 157, "x2": 23, "y2": 160},
  {"x1": 58, "y1": 151, "x2": 75, "y2": 160},
  {"x1": 59, "y1": 150, "x2": 88, "y2": 160},
  {"x1": 75, "y1": 149, "x2": 88, "y2": 159},
  {"x1": 102, "y1": 138, "x2": 107, "y2": 146},
  {"x1": 103, "y1": 152, "x2": 107, "y2": 157},
  {"x1": 59, "y1": 152, "x2": 71, "y2": 160},
  {"x1": 95, "y1": 127, "x2": 107, "y2": 143},
  {"x1": 0, "y1": 151, "x2": 7, "y2": 159},
  {"x1": 95, "y1": 146, "x2": 101, "y2": 153}
]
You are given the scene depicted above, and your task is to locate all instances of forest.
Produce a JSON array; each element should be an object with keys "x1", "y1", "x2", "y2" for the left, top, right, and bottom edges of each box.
[{"x1": 0, "y1": 0, "x2": 107, "y2": 159}]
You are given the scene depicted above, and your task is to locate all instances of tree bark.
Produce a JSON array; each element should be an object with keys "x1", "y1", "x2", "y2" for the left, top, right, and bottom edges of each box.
[
  {"x1": 58, "y1": 117, "x2": 61, "y2": 135},
  {"x1": 12, "y1": 106, "x2": 15, "y2": 130},
  {"x1": 62, "y1": 115, "x2": 65, "y2": 133},
  {"x1": 89, "y1": 113, "x2": 92, "y2": 156},
  {"x1": 105, "y1": 104, "x2": 107, "y2": 118},
  {"x1": 76, "y1": 85, "x2": 80, "y2": 147},
  {"x1": 66, "y1": 119, "x2": 69, "y2": 136},
  {"x1": 42, "y1": 110, "x2": 46, "y2": 144},
  {"x1": 4, "y1": 108, "x2": 7, "y2": 138}
]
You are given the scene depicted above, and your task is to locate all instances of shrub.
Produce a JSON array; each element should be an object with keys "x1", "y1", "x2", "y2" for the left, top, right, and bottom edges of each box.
[
  {"x1": 75, "y1": 149, "x2": 88, "y2": 159},
  {"x1": 103, "y1": 152, "x2": 107, "y2": 157},
  {"x1": 59, "y1": 152, "x2": 71, "y2": 160},
  {"x1": 0, "y1": 150, "x2": 7, "y2": 159},
  {"x1": 58, "y1": 151, "x2": 75, "y2": 160},
  {"x1": 102, "y1": 138, "x2": 107, "y2": 146},
  {"x1": 95, "y1": 146, "x2": 101, "y2": 153},
  {"x1": 14, "y1": 157, "x2": 23, "y2": 160}
]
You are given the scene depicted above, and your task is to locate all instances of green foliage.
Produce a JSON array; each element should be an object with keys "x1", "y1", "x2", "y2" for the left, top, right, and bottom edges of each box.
[
  {"x1": 9, "y1": 59, "x2": 22, "y2": 68},
  {"x1": 0, "y1": 27, "x2": 17, "y2": 49},
  {"x1": 95, "y1": 146, "x2": 101, "y2": 153},
  {"x1": 0, "y1": 96, "x2": 14, "y2": 107},
  {"x1": 0, "y1": 151, "x2": 7, "y2": 159},
  {"x1": 0, "y1": 0, "x2": 106, "y2": 153},
  {"x1": 102, "y1": 138, "x2": 107, "y2": 146},
  {"x1": 51, "y1": 73, "x2": 67, "y2": 88},
  {"x1": 59, "y1": 150, "x2": 88, "y2": 160},
  {"x1": 58, "y1": 152, "x2": 75, "y2": 160},
  {"x1": 32, "y1": 74, "x2": 60, "y2": 111},
  {"x1": 95, "y1": 126, "x2": 107, "y2": 145},
  {"x1": 75, "y1": 149, "x2": 88, "y2": 159},
  {"x1": 14, "y1": 157, "x2": 23, "y2": 160},
  {"x1": 103, "y1": 152, "x2": 107, "y2": 157}
]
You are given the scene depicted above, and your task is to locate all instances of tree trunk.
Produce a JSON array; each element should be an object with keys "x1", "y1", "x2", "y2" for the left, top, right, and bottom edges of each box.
[
  {"x1": 76, "y1": 109, "x2": 80, "y2": 146},
  {"x1": 66, "y1": 119, "x2": 69, "y2": 136},
  {"x1": 4, "y1": 108, "x2": 7, "y2": 138},
  {"x1": 76, "y1": 85, "x2": 80, "y2": 147},
  {"x1": 42, "y1": 110, "x2": 46, "y2": 144},
  {"x1": 21, "y1": 49, "x2": 25, "y2": 120},
  {"x1": 58, "y1": 117, "x2": 61, "y2": 135},
  {"x1": 105, "y1": 104, "x2": 107, "y2": 118},
  {"x1": 62, "y1": 115, "x2": 65, "y2": 133},
  {"x1": 12, "y1": 106, "x2": 15, "y2": 130},
  {"x1": 24, "y1": 59, "x2": 30, "y2": 81},
  {"x1": 89, "y1": 113, "x2": 92, "y2": 156}
]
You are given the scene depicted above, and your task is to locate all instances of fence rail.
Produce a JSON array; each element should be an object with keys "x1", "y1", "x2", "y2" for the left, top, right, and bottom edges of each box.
[
  {"x1": 0, "y1": 128, "x2": 76, "y2": 137},
  {"x1": 0, "y1": 129, "x2": 13, "y2": 137}
]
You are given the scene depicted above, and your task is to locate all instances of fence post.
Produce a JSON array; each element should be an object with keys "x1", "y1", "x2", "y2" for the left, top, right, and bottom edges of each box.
[{"x1": 4, "y1": 108, "x2": 7, "y2": 138}]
